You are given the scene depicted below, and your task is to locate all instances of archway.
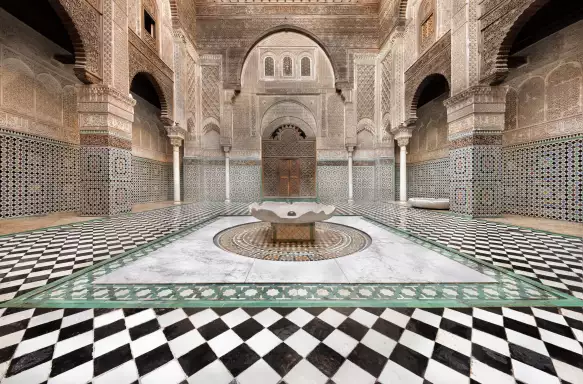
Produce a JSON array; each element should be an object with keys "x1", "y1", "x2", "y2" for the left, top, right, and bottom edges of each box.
[
  {"x1": 398, "y1": 74, "x2": 450, "y2": 200},
  {"x1": 498, "y1": 2, "x2": 583, "y2": 222},
  {"x1": 130, "y1": 73, "x2": 174, "y2": 204},
  {"x1": 261, "y1": 124, "x2": 316, "y2": 199},
  {"x1": 2, "y1": 0, "x2": 98, "y2": 84},
  {"x1": 238, "y1": 25, "x2": 339, "y2": 88}
]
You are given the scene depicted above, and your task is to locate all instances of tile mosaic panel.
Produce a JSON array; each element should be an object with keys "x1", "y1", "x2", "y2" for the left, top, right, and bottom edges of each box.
[
  {"x1": 407, "y1": 157, "x2": 449, "y2": 199},
  {"x1": 0, "y1": 129, "x2": 80, "y2": 218},
  {"x1": 80, "y1": 146, "x2": 133, "y2": 216},
  {"x1": 503, "y1": 136, "x2": 582, "y2": 222},
  {"x1": 183, "y1": 157, "x2": 203, "y2": 202},
  {"x1": 375, "y1": 159, "x2": 395, "y2": 202},
  {"x1": 230, "y1": 163, "x2": 261, "y2": 202},
  {"x1": 449, "y1": 144, "x2": 503, "y2": 217},
  {"x1": 203, "y1": 160, "x2": 226, "y2": 202},
  {"x1": 353, "y1": 165, "x2": 375, "y2": 201},
  {"x1": 131, "y1": 156, "x2": 173, "y2": 204},
  {"x1": 317, "y1": 164, "x2": 348, "y2": 203}
]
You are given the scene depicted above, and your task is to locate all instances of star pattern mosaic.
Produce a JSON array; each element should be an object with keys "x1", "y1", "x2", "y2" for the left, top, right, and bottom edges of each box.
[{"x1": 1, "y1": 306, "x2": 582, "y2": 384}]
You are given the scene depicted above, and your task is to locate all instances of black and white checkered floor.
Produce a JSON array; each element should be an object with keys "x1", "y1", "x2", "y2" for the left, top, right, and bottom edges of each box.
[
  {"x1": 1, "y1": 306, "x2": 582, "y2": 384},
  {"x1": 0, "y1": 201, "x2": 582, "y2": 383}
]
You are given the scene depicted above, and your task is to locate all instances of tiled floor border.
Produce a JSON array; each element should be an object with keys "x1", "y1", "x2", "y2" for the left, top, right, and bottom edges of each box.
[{"x1": 3, "y1": 215, "x2": 581, "y2": 309}]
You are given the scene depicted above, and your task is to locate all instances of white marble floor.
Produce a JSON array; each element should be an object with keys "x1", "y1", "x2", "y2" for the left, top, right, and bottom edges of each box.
[{"x1": 95, "y1": 216, "x2": 495, "y2": 285}]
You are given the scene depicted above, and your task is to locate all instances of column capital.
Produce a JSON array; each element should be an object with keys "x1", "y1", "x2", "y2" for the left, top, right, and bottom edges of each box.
[
  {"x1": 220, "y1": 136, "x2": 232, "y2": 153},
  {"x1": 393, "y1": 123, "x2": 414, "y2": 147},
  {"x1": 345, "y1": 137, "x2": 356, "y2": 153},
  {"x1": 166, "y1": 124, "x2": 187, "y2": 147}
]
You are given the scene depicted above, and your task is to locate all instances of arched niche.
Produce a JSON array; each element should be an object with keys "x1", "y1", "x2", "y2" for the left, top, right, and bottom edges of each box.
[
  {"x1": 2, "y1": 0, "x2": 99, "y2": 83},
  {"x1": 239, "y1": 27, "x2": 337, "y2": 89},
  {"x1": 261, "y1": 123, "x2": 317, "y2": 199}
]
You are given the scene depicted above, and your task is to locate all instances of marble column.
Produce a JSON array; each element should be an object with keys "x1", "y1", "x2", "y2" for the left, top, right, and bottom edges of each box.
[
  {"x1": 78, "y1": 85, "x2": 135, "y2": 216},
  {"x1": 346, "y1": 144, "x2": 355, "y2": 203},
  {"x1": 166, "y1": 125, "x2": 187, "y2": 203},
  {"x1": 222, "y1": 143, "x2": 232, "y2": 203},
  {"x1": 171, "y1": 140, "x2": 181, "y2": 203},
  {"x1": 397, "y1": 139, "x2": 409, "y2": 202},
  {"x1": 394, "y1": 125, "x2": 413, "y2": 203}
]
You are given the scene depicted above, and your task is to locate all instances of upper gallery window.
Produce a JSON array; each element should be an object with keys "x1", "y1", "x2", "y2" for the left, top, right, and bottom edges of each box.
[
  {"x1": 283, "y1": 56, "x2": 293, "y2": 77},
  {"x1": 300, "y1": 57, "x2": 311, "y2": 77},
  {"x1": 418, "y1": 0, "x2": 435, "y2": 52},
  {"x1": 144, "y1": 10, "x2": 156, "y2": 38},
  {"x1": 264, "y1": 56, "x2": 275, "y2": 77}
]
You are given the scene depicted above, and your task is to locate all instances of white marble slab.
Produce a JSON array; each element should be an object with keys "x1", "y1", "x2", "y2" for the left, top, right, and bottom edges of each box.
[{"x1": 95, "y1": 216, "x2": 496, "y2": 285}]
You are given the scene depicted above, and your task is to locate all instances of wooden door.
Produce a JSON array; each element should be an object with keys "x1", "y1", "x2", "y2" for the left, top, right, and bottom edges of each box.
[{"x1": 277, "y1": 159, "x2": 300, "y2": 196}]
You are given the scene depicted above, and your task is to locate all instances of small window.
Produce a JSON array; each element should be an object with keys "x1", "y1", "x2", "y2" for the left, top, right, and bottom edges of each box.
[
  {"x1": 301, "y1": 57, "x2": 311, "y2": 77},
  {"x1": 144, "y1": 10, "x2": 156, "y2": 38},
  {"x1": 283, "y1": 56, "x2": 293, "y2": 77},
  {"x1": 420, "y1": 13, "x2": 435, "y2": 49},
  {"x1": 264, "y1": 57, "x2": 274, "y2": 77}
]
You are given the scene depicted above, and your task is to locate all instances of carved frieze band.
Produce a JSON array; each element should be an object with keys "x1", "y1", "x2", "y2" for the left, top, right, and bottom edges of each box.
[
  {"x1": 449, "y1": 132, "x2": 502, "y2": 149},
  {"x1": 80, "y1": 133, "x2": 132, "y2": 150}
]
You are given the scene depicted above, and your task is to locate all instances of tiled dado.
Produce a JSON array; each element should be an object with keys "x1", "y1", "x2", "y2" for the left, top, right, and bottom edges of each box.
[
  {"x1": 448, "y1": 132, "x2": 503, "y2": 217},
  {"x1": 317, "y1": 161, "x2": 348, "y2": 203},
  {"x1": 407, "y1": 157, "x2": 449, "y2": 199},
  {"x1": 231, "y1": 160, "x2": 261, "y2": 202},
  {"x1": 80, "y1": 146, "x2": 133, "y2": 216},
  {"x1": 132, "y1": 157, "x2": 173, "y2": 204},
  {"x1": 0, "y1": 129, "x2": 80, "y2": 218},
  {"x1": 376, "y1": 158, "x2": 395, "y2": 202},
  {"x1": 503, "y1": 135, "x2": 582, "y2": 222},
  {"x1": 183, "y1": 157, "x2": 226, "y2": 202}
]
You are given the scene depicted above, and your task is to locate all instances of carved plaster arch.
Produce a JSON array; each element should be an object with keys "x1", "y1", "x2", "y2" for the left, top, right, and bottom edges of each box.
[
  {"x1": 129, "y1": 71, "x2": 173, "y2": 124},
  {"x1": 262, "y1": 116, "x2": 316, "y2": 139},
  {"x1": 483, "y1": 0, "x2": 550, "y2": 85},
  {"x1": 357, "y1": 118, "x2": 375, "y2": 135},
  {"x1": 202, "y1": 117, "x2": 221, "y2": 134},
  {"x1": 408, "y1": 73, "x2": 450, "y2": 122},
  {"x1": 238, "y1": 25, "x2": 339, "y2": 89},
  {"x1": 48, "y1": 0, "x2": 100, "y2": 84},
  {"x1": 260, "y1": 100, "x2": 318, "y2": 138}
]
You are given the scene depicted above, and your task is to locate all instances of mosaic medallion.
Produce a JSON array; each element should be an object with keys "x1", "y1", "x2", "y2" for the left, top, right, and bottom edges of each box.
[{"x1": 214, "y1": 222, "x2": 371, "y2": 261}]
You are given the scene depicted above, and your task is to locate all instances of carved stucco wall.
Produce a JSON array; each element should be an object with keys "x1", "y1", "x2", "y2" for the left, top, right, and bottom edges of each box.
[
  {"x1": 0, "y1": 10, "x2": 81, "y2": 144},
  {"x1": 404, "y1": 32, "x2": 451, "y2": 121},
  {"x1": 195, "y1": 4, "x2": 379, "y2": 88},
  {"x1": 401, "y1": 94, "x2": 450, "y2": 199},
  {"x1": 500, "y1": 20, "x2": 583, "y2": 222},
  {"x1": 501, "y1": 20, "x2": 583, "y2": 145},
  {"x1": 131, "y1": 94, "x2": 172, "y2": 162},
  {"x1": 0, "y1": 11, "x2": 82, "y2": 217}
]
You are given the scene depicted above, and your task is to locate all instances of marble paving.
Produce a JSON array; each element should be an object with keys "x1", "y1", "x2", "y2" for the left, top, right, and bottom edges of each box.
[{"x1": 95, "y1": 216, "x2": 495, "y2": 285}]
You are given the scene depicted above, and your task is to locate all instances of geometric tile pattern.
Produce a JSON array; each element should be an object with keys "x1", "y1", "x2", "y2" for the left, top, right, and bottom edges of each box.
[
  {"x1": 80, "y1": 145, "x2": 133, "y2": 216},
  {"x1": 317, "y1": 164, "x2": 349, "y2": 203},
  {"x1": 503, "y1": 136, "x2": 582, "y2": 223},
  {"x1": 353, "y1": 165, "x2": 375, "y2": 201},
  {"x1": 408, "y1": 157, "x2": 449, "y2": 199},
  {"x1": 214, "y1": 221, "x2": 371, "y2": 261},
  {"x1": 229, "y1": 164, "x2": 261, "y2": 202},
  {"x1": 0, "y1": 306, "x2": 582, "y2": 384},
  {"x1": 131, "y1": 157, "x2": 173, "y2": 204},
  {"x1": 0, "y1": 130, "x2": 80, "y2": 218},
  {"x1": 449, "y1": 143, "x2": 503, "y2": 217}
]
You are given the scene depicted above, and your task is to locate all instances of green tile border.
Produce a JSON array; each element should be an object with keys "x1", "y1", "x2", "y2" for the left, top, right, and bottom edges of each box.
[{"x1": 3, "y1": 214, "x2": 581, "y2": 309}]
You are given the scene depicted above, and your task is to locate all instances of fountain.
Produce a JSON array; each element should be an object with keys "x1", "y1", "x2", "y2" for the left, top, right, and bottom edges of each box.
[{"x1": 249, "y1": 201, "x2": 336, "y2": 242}]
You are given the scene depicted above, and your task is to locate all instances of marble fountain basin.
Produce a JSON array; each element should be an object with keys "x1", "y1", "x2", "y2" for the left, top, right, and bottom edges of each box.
[
  {"x1": 249, "y1": 202, "x2": 336, "y2": 242},
  {"x1": 249, "y1": 201, "x2": 336, "y2": 224}
]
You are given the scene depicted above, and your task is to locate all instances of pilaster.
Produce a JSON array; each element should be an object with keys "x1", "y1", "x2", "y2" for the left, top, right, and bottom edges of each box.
[
  {"x1": 444, "y1": 85, "x2": 506, "y2": 217},
  {"x1": 78, "y1": 85, "x2": 135, "y2": 216}
]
